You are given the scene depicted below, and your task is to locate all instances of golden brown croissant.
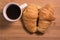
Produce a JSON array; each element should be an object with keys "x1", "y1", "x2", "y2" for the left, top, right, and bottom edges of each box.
[
  {"x1": 38, "y1": 4, "x2": 55, "y2": 33},
  {"x1": 39, "y1": 4, "x2": 55, "y2": 21},
  {"x1": 38, "y1": 20, "x2": 51, "y2": 33},
  {"x1": 22, "y1": 4, "x2": 39, "y2": 33}
]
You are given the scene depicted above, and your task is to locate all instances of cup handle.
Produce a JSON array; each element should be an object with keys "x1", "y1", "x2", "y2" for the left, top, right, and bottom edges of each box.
[{"x1": 20, "y1": 3, "x2": 28, "y2": 10}]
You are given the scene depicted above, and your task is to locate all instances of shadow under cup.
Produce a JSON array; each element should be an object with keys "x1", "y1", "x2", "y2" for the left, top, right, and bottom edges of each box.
[{"x1": 3, "y1": 4, "x2": 21, "y2": 21}]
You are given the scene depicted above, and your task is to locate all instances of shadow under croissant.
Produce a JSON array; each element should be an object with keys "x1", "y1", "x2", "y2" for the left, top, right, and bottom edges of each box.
[
  {"x1": 35, "y1": 18, "x2": 44, "y2": 35},
  {"x1": 35, "y1": 31, "x2": 44, "y2": 35},
  {"x1": 0, "y1": 11, "x2": 12, "y2": 30}
]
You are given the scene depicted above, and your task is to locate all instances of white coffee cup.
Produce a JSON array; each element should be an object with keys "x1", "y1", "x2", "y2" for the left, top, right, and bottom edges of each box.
[{"x1": 3, "y1": 2, "x2": 27, "y2": 22}]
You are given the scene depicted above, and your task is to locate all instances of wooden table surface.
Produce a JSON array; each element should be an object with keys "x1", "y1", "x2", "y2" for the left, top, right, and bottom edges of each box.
[{"x1": 0, "y1": 0, "x2": 60, "y2": 40}]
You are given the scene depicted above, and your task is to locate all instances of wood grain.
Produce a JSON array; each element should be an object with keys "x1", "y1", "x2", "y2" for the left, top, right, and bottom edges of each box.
[{"x1": 0, "y1": 0, "x2": 60, "y2": 40}]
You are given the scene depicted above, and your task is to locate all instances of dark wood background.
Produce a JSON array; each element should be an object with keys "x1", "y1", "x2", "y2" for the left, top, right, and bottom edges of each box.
[{"x1": 0, "y1": 0, "x2": 60, "y2": 40}]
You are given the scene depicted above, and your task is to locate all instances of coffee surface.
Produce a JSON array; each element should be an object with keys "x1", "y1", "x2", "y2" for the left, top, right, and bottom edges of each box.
[{"x1": 6, "y1": 4, "x2": 21, "y2": 19}]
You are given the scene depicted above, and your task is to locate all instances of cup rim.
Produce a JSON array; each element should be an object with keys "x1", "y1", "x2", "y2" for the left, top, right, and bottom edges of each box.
[{"x1": 3, "y1": 2, "x2": 22, "y2": 22}]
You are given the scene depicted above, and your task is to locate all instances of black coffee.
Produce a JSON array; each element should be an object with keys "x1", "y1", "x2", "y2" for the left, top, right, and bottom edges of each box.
[{"x1": 6, "y1": 4, "x2": 21, "y2": 19}]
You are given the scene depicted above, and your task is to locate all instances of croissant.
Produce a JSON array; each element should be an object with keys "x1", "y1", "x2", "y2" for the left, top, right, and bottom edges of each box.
[
  {"x1": 22, "y1": 4, "x2": 39, "y2": 33},
  {"x1": 39, "y1": 4, "x2": 55, "y2": 21},
  {"x1": 38, "y1": 4, "x2": 55, "y2": 33}
]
